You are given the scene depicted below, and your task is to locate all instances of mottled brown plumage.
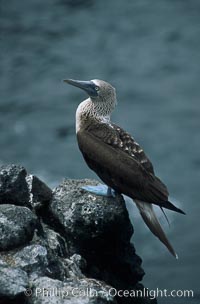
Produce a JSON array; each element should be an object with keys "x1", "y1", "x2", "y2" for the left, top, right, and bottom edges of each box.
[
  {"x1": 77, "y1": 122, "x2": 183, "y2": 212},
  {"x1": 64, "y1": 78, "x2": 185, "y2": 258}
]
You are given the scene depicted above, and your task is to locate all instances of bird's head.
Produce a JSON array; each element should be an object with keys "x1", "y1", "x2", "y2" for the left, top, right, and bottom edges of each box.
[{"x1": 64, "y1": 78, "x2": 117, "y2": 115}]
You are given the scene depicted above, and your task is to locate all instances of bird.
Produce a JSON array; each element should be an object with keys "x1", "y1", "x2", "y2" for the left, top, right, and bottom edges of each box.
[{"x1": 64, "y1": 78, "x2": 185, "y2": 258}]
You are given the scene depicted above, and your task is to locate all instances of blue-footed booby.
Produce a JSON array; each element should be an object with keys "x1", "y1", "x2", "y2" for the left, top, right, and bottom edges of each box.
[{"x1": 64, "y1": 78, "x2": 185, "y2": 258}]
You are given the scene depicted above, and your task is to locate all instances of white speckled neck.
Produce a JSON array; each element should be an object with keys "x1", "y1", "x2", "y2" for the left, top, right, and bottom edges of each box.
[{"x1": 75, "y1": 97, "x2": 115, "y2": 133}]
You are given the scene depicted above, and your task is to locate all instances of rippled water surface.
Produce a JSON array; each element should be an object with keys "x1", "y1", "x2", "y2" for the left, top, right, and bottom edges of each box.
[{"x1": 1, "y1": 0, "x2": 200, "y2": 302}]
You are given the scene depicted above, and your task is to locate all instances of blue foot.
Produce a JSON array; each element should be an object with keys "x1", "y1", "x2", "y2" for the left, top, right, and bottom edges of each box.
[{"x1": 81, "y1": 185, "x2": 116, "y2": 198}]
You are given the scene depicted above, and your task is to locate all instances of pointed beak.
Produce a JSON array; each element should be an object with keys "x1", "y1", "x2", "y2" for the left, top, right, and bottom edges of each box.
[{"x1": 63, "y1": 79, "x2": 98, "y2": 97}]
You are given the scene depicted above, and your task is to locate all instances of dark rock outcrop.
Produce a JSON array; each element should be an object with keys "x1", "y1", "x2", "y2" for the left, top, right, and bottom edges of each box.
[
  {"x1": 49, "y1": 179, "x2": 133, "y2": 251},
  {"x1": 48, "y1": 179, "x2": 145, "y2": 294},
  {"x1": 0, "y1": 165, "x2": 30, "y2": 207},
  {"x1": 0, "y1": 265, "x2": 29, "y2": 303},
  {"x1": 0, "y1": 164, "x2": 156, "y2": 304},
  {"x1": 29, "y1": 276, "x2": 116, "y2": 304},
  {"x1": 0, "y1": 204, "x2": 38, "y2": 251},
  {"x1": 26, "y1": 174, "x2": 52, "y2": 210}
]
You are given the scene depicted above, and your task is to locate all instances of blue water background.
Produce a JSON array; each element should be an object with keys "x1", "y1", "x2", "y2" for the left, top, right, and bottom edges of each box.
[{"x1": 0, "y1": 1, "x2": 200, "y2": 302}]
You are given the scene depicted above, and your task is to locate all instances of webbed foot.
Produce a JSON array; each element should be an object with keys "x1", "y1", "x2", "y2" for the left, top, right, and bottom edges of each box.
[{"x1": 81, "y1": 185, "x2": 116, "y2": 198}]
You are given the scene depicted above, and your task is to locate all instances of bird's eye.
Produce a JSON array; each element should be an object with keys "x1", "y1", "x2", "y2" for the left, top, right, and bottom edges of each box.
[{"x1": 95, "y1": 86, "x2": 99, "y2": 91}]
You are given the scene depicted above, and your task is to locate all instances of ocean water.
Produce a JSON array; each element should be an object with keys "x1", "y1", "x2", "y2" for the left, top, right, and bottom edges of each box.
[{"x1": 0, "y1": 0, "x2": 200, "y2": 302}]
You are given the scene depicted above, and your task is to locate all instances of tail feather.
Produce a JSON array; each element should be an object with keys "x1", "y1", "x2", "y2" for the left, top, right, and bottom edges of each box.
[
  {"x1": 162, "y1": 201, "x2": 185, "y2": 215},
  {"x1": 160, "y1": 207, "x2": 170, "y2": 227},
  {"x1": 135, "y1": 200, "x2": 178, "y2": 258}
]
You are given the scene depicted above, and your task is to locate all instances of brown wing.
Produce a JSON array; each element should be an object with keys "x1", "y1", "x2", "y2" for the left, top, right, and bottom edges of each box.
[
  {"x1": 112, "y1": 123, "x2": 155, "y2": 174},
  {"x1": 77, "y1": 122, "x2": 170, "y2": 206},
  {"x1": 87, "y1": 122, "x2": 155, "y2": 174}
]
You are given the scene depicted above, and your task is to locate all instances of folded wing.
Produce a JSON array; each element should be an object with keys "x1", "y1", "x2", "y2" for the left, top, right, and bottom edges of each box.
[{"x1": 77, "y1": 122, "x2": 184, "y2": 214}]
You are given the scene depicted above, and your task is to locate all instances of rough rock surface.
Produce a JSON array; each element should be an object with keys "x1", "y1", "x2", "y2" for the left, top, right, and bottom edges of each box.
[
  {"x1": 0, "y1": 165, "x2": 156, "y2": 304},
  {"x1": 0, "y1": 265, "x2": 29, "y2": 302},
  {"x1": 13, "y1": 245, "x2": 49, "y2": 280},
  {"x1": 49, "y1": 179, "x2": 133, "y2": 251},
  {"x1": 29, "y1": 276, "x2": 116, "y2": 304},
  {"x1": 0, "y1": 204, "x2": 38, "y2": 250},
  {"x1": 0, "y1": 164, "x2": 52, "y2": 210},
  {"x1": 49, "y1": 179, "x2": 145, "y2": 294},
  {"x1": 0, "y1": 165, "x2": 30, "y2": 207},
  {"x1": 26, "y1": 174, "x2": 52, "y2": 210}
]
